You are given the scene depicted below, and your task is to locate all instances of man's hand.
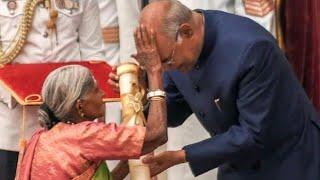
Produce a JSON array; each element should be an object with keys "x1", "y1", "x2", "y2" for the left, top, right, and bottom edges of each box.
[
  {"x1": 108, "y1": 66, "x2": 120, "y2": 93},
  {"x1": 142, "y1": 150, "x2": 187, "y2": 177},
  {"x1": 108, "y1": 66, "x2": 148, "y2": 94},
  {"x1": 243, "y1": 0, "x2": 274, "y2": 17}
]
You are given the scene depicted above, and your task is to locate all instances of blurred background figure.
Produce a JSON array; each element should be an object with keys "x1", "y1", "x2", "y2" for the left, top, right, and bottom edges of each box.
[
  {"x1": 177, "y1": 0, "x2": 275, "y2": 35},
  {"x1": 99, "y1": 0, "x2": 141, "y2": 66}
]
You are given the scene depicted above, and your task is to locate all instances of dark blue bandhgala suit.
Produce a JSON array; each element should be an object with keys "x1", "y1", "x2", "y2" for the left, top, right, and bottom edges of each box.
[{"x1": 165, "y1": 10, "x2": 320, "y2": 180}]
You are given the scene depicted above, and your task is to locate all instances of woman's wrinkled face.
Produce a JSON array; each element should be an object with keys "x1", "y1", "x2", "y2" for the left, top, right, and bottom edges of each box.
[{"x1": 79, "y1": 82, "x2": 105, "y2": 120}]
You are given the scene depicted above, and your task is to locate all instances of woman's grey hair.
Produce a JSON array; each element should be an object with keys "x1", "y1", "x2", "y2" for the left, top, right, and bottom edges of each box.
[
  {"x1": 39, "y1": 65, "x2": 95, "y2": 129},
  {"x1": 161, "y1": 0, "x2": 192, "y2": 39}
]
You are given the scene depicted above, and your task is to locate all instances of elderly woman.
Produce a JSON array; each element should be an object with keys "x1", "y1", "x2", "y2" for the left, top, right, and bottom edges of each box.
[{"x1": 16, "y1": 64, "x2": 167, "y2": 180}]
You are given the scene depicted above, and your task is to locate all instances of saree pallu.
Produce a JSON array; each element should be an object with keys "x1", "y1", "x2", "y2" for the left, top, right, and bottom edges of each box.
[
  {"x1": 285, "y1": 0, "x2": 320, "y2": 111},
  {"x1": 16, "y1": 121, "x2": 145, "y2": 180}
]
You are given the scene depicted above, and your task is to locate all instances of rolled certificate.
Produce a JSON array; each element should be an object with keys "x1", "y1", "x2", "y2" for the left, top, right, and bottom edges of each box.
[{"x1": 117, "y1": 63, "x2": 151, "y2": 180}]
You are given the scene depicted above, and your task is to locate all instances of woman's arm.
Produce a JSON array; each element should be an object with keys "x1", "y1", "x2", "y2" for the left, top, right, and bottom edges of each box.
[
  {"x1": 106, "y1": 25, "x2": 168, "y2": 155},
  {"x1": 132, "y1": 25, "x2": 168, "y2": 154},
  {"x1": 78, "y1": 122, "x2": 146, "y2": 161},
  {"x1": 142, "y1": 70, "x2": 167, "y2": 154}
]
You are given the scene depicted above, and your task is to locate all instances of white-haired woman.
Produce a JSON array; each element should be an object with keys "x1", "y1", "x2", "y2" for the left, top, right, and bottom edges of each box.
[{"x1": 16, "y1": 65, "x2": 167, "y2": 180}]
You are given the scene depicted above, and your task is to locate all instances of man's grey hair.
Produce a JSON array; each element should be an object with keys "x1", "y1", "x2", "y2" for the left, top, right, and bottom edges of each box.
[
  {"x1": 161, "y1": 0, "x2": 192, "y2": 39},
  {"x1": 39, "y1": 65, "x2": 95, "y2": 129}
]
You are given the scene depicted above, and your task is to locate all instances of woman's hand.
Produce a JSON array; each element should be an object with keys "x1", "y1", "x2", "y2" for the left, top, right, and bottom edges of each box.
[{"x1": 132, "y1": 25, "x2": 162, "y2": 74}]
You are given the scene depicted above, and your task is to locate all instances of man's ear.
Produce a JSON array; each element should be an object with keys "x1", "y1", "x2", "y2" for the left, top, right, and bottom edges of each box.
[{"x1": 177, "y1": 23, "x2": 193, "y2": 43}]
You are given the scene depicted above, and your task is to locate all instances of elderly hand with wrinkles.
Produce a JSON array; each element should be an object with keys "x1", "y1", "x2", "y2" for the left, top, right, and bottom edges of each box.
[
  {"x1": 108, "y1": 25, "x2": 160, "y2": 92},
  {"x1": 132, "y1": 25, "x2": 163, "y2": 74}
]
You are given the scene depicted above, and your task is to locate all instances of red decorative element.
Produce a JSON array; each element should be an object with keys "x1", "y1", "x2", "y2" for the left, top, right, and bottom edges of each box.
[
  {"x1": 0, "y1": 61, "x2": 119, "y2": 105},
  {"x1": 285, "y1": 0, "x2": 320, "y2": 112}
]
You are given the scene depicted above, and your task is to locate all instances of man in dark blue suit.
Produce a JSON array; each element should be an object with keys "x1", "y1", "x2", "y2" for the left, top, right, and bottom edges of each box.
[{"x1": 110, "y1": 0, "x2": 320, "y2": 179}]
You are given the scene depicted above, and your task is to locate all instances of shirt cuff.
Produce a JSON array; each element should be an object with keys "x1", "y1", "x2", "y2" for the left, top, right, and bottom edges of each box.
[{"x1": 183, "y1": 143, "x2": 219, "y2": 176}]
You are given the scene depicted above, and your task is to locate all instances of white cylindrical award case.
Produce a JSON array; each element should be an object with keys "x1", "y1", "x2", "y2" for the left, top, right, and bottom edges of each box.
[{"x1": 117, "y1": 63, "x2": 151, "y2": 180}]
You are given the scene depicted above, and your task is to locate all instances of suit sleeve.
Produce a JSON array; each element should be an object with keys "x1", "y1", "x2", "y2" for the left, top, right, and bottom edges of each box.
[
  {"x1": 183, "y1": 41, "x2": 285, "y2": 176},
  {"x1": 164, "y1": 73, "x2": 193, "y2": 127}
]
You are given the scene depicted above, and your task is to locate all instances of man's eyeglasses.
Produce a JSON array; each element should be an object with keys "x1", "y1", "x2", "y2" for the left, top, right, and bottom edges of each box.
[{"x1": 164, "y1": 30, "x2": 179, "y2": 65}]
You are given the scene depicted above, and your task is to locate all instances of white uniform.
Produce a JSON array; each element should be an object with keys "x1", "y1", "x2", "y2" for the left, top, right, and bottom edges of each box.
[
  {"x1": 178, "y1": 0, "x2": 275, "y2": 35},
  {"x1": 234, "y1": 0, "x2": 276, "y2": 36},
  {"x1": 99, "y1": 0, "x2": 140, "y2": 65},
  {"x1": 165, "y1": 1, "x2": 276, "y2": 180},
  {"x1": 0, "y1": 0, "x2": 105, "y2": 152},
  {"x1": 99, "y1": 0, "x2": 141, "y2": 131}
]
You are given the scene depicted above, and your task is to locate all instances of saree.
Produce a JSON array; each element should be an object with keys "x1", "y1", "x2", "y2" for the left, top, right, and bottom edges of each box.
[
  {"x1": 16, "y1": 121, "x2": 145, "y2": 180},
  {"x1": 92, "y1": 162, "x2": 112, "y2": 180}
]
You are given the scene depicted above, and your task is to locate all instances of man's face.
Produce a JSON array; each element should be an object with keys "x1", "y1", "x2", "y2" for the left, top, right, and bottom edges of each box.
[
  {"x1": 156, "y1": 32, "x2": 194, "y2": 72},
  {"x1": 156, "y1": 34, "x2": 178, "y2": 71},
  {"x1": 140, "y1": 15, "x2": 197, "y2": 72}
]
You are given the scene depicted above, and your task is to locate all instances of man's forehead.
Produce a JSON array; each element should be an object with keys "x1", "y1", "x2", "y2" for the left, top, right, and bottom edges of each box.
[{"x1": 139, "y1": 14, "x2": 160, "y2": 26}]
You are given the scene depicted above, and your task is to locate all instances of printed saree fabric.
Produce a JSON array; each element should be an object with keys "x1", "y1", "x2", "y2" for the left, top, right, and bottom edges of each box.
[{"x1": 16, "y1": 121, "x2": 145, "y2": 180}]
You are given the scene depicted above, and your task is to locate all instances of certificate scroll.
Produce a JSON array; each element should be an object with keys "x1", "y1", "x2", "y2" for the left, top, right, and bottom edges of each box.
[{"x1": 117, "y1": 63, "x2": 151, "y2": 180}]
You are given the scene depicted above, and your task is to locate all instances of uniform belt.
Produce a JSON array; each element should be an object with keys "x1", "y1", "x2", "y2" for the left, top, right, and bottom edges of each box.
[{"x1": 102, "y1": 27, "x2": 119, "y2": 44}]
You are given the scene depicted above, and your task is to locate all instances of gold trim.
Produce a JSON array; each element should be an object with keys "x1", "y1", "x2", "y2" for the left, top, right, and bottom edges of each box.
[
  {"x1": 103, "y1": 97, "x2": 120, "y2": 102},
  {"x1": 0, "y1": 0, "x2": 43, "y2": 65},
  {"x1": 275, "y1": 0, "x2": 285, "y2": 51},
  {"x1": 88, "y1": 60, "x2": 106, "y2": 64},
  {"x1": 0, "y1": 78, "x2": 30, "y2": 106},
  {"x1": 19, "y1": 106, "x2": 27, "y2": 149},
  {"x1": 25, "y1": 94, "x2": 42, "y2": 103}
]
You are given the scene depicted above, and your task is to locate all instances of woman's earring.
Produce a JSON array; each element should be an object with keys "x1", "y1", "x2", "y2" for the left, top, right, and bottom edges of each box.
[{"x1": 78, "y1": 108, "x2": 85, "y2": 118}]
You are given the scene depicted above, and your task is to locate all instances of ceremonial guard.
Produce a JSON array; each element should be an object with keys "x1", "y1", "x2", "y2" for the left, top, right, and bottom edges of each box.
[
  {"x1": 0, "y1": 0, "x2": 105, "y2": 179},
  {"x1": 177, "y1": 0, "x2": 275, "y2": 34},
  {"x1": 99, "y1": 0, "x2": 141, "y2": 66}
]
